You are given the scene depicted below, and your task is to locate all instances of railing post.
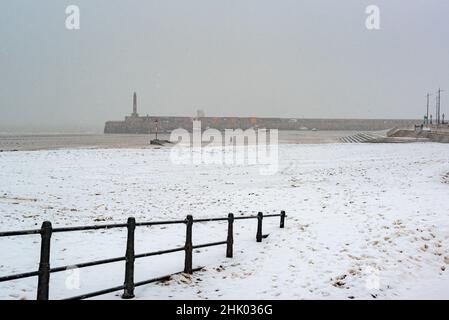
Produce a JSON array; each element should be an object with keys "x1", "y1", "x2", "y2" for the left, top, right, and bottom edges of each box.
[
  {"x1": 280, "y1": 210, "x2": 286, "y2": 228},
  {"x1": 122, "y1": 217, "x2": 136, "y2": 299},
  {"x1": 226, "y1": 213, "x2": 234, "y2": 258},
  {"x1": 184, "y1": 215, "x2": 193, "y2": 274},
  {"x1": 256, "y1": 212, "x2": 263, "y2": 242},
  {"x1": 37, "y1": 221, "x2": 52, "y2": 300}
]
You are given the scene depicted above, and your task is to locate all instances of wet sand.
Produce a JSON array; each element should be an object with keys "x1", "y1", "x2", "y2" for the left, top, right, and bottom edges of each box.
[{"x1": 0, "y1": 130, "x2": 359, "y2": 151}]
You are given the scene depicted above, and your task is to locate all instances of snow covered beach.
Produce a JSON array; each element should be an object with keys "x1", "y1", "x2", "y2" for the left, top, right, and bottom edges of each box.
[{"x1": 1, "y1": 143, "x2": 449, "y2": 299}]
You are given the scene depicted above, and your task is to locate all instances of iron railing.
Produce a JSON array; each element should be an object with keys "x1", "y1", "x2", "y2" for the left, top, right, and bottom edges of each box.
[{"x1": 0, "y1": 210, "x2": 286, "y2": 300}]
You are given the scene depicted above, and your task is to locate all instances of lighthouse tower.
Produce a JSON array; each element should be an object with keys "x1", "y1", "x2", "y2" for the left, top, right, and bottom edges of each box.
[{"x1": 131, "y1": 92, "x2": 139, "y2": 117}]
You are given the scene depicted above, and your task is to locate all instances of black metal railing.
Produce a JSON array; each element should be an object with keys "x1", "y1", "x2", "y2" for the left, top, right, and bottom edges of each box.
[{"x1": 0, "y1": 210, "x2": 286, "y2": 300}]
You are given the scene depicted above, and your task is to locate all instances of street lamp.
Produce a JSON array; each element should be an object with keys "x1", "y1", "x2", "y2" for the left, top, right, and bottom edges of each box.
[{"x1": 154, "y1": 119, "x2": 159, "y2": 140}]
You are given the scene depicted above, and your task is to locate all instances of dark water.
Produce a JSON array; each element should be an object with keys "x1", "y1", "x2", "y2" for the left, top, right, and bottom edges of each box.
[{"x1": 0, "y1": 130, "x2": 359, "y2": 151}]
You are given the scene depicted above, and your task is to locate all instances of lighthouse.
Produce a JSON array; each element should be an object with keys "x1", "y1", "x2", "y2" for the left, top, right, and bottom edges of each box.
[{"x1": 131, "y1": 92, "x2": 138, "y2": 117}]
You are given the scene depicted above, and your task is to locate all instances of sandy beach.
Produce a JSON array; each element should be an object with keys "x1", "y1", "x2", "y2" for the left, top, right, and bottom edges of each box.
[{"x1": 1, "y1": 143, "x2": 449, "y2": 299}]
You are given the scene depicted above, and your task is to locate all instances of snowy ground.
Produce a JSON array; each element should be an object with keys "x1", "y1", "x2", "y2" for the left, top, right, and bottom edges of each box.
[{"x1": 0, "y1": 143, "x2": 449, "y2": 300}]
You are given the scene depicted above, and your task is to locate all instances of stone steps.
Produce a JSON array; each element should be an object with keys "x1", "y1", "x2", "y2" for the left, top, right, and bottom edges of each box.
[{"x1": 340, "y1": 131, "x2": 386, "y2": 143}]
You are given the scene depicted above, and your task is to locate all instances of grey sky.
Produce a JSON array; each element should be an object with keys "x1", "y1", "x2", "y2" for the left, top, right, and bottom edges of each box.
[{"x1": 0, "y1": 0, "x2": 448, "y2": 132}]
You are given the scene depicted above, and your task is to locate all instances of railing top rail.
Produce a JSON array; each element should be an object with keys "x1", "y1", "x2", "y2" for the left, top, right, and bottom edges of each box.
[
  {"x1": 0, "y1": 229, "x2": 42, "y2": 237},
  {"x1": 0, "y1": 270, "x2": 40, "y2": 283},
  {"x1": 0, "y1": 220, "x2": 186, "y2": 237},
  {"x1": 193, "y1": 217, "x2": 229, "y2": 223},
  {"x1": 0, "y1": 213, "x2": 285, "y2": 238},
  {"x1": 261, "y1": 214, "x2": 283, "y2": 218},
  {"x1": 234, "y1": 215, "x2": 258, "y2": 220},
  {"x1": 135, "y1": 219, "x2": 187, "y2": 227},
  {"x1": 52, "y1": 223, "x2": 128, "y2": 233}
]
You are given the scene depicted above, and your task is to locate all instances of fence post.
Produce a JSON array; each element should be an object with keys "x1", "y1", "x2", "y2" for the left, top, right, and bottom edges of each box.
[
  {"x1": 256, "y1": 212, "x2": 263, "y2": 242},
  {"x1": 280, "y1": 210, "x2": 286, "y2": 228},
  {"x1": 184, "y1": 215, "x2": 193, "y2": 274},
  {"x1": 122, "y1": 217, "x2": 136, "y2": 299},
  {"x1": 37, "y1": 221, "x2": 52, "y2": 300},
  {"x1": 226, "y1": 213, "x2": 234, "y2": 258}
]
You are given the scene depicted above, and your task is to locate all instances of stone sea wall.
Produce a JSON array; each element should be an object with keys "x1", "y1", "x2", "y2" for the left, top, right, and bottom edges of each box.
[{"x1": 104, "y1": 116, "x2": 420, "y2": 134}]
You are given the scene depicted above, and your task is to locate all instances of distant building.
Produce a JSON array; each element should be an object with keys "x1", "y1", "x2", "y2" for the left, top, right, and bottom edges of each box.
[{"x1": 196, "y1": 109, "x2": 205, "y2": 118}]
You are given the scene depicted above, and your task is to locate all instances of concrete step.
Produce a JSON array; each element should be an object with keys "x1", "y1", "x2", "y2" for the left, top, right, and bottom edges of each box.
[
  {"x1": 341, "y1": 131, "x2": 388, "y2": 143},
  {"x1": 354, "y1": 134, "x2": 370, "y2": 142}
]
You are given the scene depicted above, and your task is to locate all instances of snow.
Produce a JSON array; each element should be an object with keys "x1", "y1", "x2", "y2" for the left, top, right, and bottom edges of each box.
[{"x1": 0, "y1": 143, "x2": 449, "y2": 299}]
